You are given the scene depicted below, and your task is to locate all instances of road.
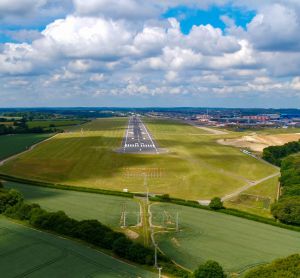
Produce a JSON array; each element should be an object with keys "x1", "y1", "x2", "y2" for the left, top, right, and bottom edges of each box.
[
  {"x1": 221, "y1": 172, "x2": 280, "y2": 201},
  {"x1": 121, "y1": 116, "x2": 159, "y2": 154}
]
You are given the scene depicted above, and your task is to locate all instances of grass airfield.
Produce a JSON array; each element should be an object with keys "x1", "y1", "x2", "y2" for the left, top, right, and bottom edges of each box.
[
  {"x1": 0, "y1": 117, "x2": 278, "y2": 201},
  {"x1": 151, "y1": 202, "x2": 300, "y2": 275},
  {"x1": 0, "y1": 217, "x2": 155, "y2": 278}
]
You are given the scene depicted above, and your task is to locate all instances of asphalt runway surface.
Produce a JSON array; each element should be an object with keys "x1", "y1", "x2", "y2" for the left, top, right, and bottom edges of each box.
[{"x1": 121, "y1": 116, "x2": 159, "y2": 154}]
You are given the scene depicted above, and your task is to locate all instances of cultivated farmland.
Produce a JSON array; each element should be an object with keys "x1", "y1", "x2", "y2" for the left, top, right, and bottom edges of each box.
[
  {"x1": 27, "y1": 119, "x2": 85, "y2": 129},
  {"x1": 0, "y1": 133, "x2": 51, "y2": 161},
  {"x1": 5, "y1": 181, "x2": 139, "y2": 229},
  {"x1": 0, "y1": 117, "x2": 279, "y2": 201},
  {"x1": 150, "y1": 202, "x2": 300, "y2": 275},
  {"x1": 0, "y1": 217, "x2": 155, "y2": 278}
]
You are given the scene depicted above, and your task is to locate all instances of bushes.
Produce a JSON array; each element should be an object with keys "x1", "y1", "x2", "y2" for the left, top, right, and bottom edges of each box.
[
  {"x1": 112, "y1": 238, "x2": 154, "y2": 264},
  {"x1": 0, "y1": 189, "x2": 23, "y2": 213},
  {"x1": 5, "y1": 202, "x2": 40, "y2": 220},
  {"x1": 244, "y1": 254, "x2": 300, "y2": 278},
  {"x1": 271, "y1": 197, "x2": 300, "y2": 226},
  {"x1": 193, "y1": 260, "x2": 226, "y2": 278},
  {"x1": 209, "y1": 197, "x2": 223, "y2": 210}
]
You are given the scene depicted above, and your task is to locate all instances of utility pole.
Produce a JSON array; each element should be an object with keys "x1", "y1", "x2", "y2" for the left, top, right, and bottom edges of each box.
[
  {"x1": 123, "y1": 211, "x2": 127, "y2": 227},
  {"x1": 154, "y1": 244, "x2": 158, "y2": 268},
  {"x1": 144, "y1": 174, "x2": 149, "y2": 204},
  {"x1": 136, "y1": 211, "x2": 140, "y2": 225},
  {"x1": 176, "y1": 212, "x2": 179, "y2": 232},
  {"x1": 158, "y1": 267, "x2": 162, "y2": 278}
]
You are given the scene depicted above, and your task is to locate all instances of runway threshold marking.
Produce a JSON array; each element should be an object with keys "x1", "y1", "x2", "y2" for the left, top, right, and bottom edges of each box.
[{"x1": 139, "y1": 118, "x2": 158, "y2": 153}]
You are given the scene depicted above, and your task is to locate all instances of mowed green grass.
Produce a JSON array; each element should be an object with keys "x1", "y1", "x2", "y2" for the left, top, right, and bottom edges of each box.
[
  {"x1": 151, "y1": 203, "x2": 300, "y2": 274},
  {"x1": 0, "y1": 117, "x2": 278, "y2": 200},
  {"x1": 0, "y1": 217, "x2": 155, "y2": 278},
  {"x1": 5, "y1": 181, "x2": 139, "y2": 228},
  {"x1": 0, "y1": 133, "x2": 51, "y2": 160}
]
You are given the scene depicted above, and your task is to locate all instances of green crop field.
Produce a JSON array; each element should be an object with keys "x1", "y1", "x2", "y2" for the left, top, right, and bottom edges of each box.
[
  {"x1": 0, "y1": 134, "x2": 51, "y2": 160},
  {"x1": 0, "y1": 117, "x2": 279, "y2": 201},
  {"x1": 5, "y1": 181, "x2": 139, "y2": 229},
  {"x1": 27, "y1": 120, "x2": 85, "y2": 129},
  {"x1": 0, "y1": 217, "x2": 155, "y2": 278},
  {"x1": 150, "y1": 202, "x2": 300, "y2": 275}
]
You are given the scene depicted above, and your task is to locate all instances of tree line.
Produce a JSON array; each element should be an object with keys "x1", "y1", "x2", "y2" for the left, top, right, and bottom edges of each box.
[
  {"x1": 0, "y1": 119, "x2": 64, "y2": 136},
  {"x1": 262, "y1": 140, "x2": 300, "y2": 226},
  {"x1": 271, "y1": 154, "x2": 300, "y2": 226},
  {"x1": 262, "y1": 140, "x2": 300, "y2": 166}
]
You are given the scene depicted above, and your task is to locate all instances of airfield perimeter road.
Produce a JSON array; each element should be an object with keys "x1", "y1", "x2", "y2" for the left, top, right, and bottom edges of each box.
[{"x1": 121, "y1": 116, "x2": 159, "y2": 154}]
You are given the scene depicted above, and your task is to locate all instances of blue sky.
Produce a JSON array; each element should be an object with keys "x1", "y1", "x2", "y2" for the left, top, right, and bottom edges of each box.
[
  {"x1": 1, "y1": 0, "x2": 300, "y2": 108},
  {"x1": 163, "y1": 5, "x2": 256, "y2": 34}
]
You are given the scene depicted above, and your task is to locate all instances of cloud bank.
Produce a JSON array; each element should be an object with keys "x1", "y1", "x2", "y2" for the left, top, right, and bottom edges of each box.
[{"x1": 1, "y1": 0, "x2": 300, "y2": 107}]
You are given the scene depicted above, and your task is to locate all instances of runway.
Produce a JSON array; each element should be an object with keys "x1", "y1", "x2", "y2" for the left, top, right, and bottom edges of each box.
[{"x1": 121, "y1": 116, "x2": 158, "y2": 154}]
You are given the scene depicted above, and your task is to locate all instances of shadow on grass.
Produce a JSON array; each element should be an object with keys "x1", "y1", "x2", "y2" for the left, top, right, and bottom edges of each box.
[{"x1": 5, "y1": 181, "x2": 67, "y2": 202}]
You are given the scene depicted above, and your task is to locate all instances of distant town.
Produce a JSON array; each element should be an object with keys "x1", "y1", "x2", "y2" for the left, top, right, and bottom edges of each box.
[{"x1": 146, "y1": 109, "x2": 300, "y2": 130}]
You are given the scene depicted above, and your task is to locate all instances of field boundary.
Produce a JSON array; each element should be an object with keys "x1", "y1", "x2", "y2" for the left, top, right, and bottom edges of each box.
[
  {"x1": 149, "y1": 196, "x2": 300, "y2": 233},
  {"x1": 0, "y1": 174, "x2": 134, "y2": 199},
  {"x1": 0, "y1": 133, "x2": 57, "y2": 166},
  {"x1": 2, "y1": 173, "x2": 300, "y2": 232},
  {"x1": 3, "y1": 173, "x2": 300, "y2": 236}
]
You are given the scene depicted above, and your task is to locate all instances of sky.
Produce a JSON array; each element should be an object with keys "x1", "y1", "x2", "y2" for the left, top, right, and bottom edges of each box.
[{"x1": 1, "y1": 0, "x2": 300, "y2": 108}]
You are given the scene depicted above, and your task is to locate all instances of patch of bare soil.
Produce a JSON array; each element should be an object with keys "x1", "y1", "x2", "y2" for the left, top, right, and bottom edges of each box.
[
  {"x1": 218, "y1": 133, "x2": 300, "y2": 152},
  {"x1": 125, "y1": 229, "x2": 139, "y2": 240}
]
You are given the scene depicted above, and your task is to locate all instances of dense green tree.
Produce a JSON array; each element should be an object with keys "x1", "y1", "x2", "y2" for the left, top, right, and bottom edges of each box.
[
  {"x1": 5, "y1": 202, "x2": 40, "y2": 220},
  {"x1": 112, "y1": 237, "x2": 132, "y2": 258},
  {"x1": 128, "y1": 243, "x2": 154, "y2": 265},
  {"x1": 270, "y1": 153, "x2": 300, "y2": 225},
  {"x1": 262, "y1": 141, "x2": 300, "y2": 166},
  {"x1": 0, "y1": 189, "x2": 23, "y2": 213},
  {"x1": 271, "y1": 197, "x2": 300, "y2": 225},
  {"x1": 193, "y1": 260, "x2": 226, "y2": 278},
  {"x1": 209, "y1": 197, "x2": 223, "y2": 210}
]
